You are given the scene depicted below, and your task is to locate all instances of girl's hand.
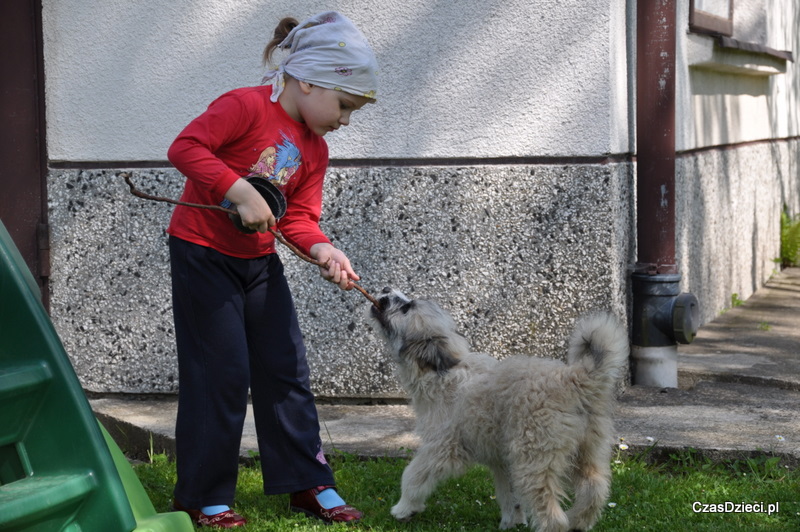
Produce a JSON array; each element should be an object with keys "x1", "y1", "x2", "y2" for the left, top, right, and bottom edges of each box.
[
  {"x1": 309, "y1": 243, "x2": 361, "y2": 290},
  {"x1": 225, "y1": 178, "x2": 276, "y2": 232}
]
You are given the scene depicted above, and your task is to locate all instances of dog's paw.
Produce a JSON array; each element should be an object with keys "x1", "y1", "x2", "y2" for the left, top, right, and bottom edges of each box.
[
  {"x1": 500, "y1": 516, "x2": 527, "y2": 529},
  {"x1": 391, "y1": 502, "x2": 423, "y2": 522},
  {"x1": 499, "y1": 503, "x2": 527, "y2": 529}
]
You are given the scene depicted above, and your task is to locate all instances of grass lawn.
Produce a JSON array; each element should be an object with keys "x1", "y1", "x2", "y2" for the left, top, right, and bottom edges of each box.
[{"x1": 135, "y1": 446, "x2": 800, "y2": 531}]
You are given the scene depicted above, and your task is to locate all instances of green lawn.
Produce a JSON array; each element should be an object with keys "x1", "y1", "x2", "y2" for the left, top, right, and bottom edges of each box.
[{"x1": 135, "y1": 447, "x2": 800, "y2": 531}]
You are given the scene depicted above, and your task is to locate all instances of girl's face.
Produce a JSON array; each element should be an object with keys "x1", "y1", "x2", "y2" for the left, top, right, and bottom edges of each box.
[{"x1": 289, "y1": 81, "x2": 372, "y2": 136}]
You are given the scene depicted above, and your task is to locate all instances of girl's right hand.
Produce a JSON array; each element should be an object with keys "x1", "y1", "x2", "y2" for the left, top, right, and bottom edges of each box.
[{"x1": 225, "y1": 178, "x2": 276, "y2": 232}]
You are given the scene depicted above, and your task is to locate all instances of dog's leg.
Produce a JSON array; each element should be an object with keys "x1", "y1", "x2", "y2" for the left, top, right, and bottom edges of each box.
[
  {"x1": 391, "y1": 443, "x2": 467, "y2": 522},
  {"x1": 511, "y1": 449, "x2": 571, "y2": 532},
  {"x1": 565, "y1": 423, "x2": 613, "y2": 530},
  {"x1": 489, "y1": 464, "x2": 526, "y2": 529}
]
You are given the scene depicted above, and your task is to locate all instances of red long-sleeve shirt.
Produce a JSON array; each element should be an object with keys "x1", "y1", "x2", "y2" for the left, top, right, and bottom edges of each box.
[{"x1": 167, "y1": 85, "x2": 332, "y2": 258}]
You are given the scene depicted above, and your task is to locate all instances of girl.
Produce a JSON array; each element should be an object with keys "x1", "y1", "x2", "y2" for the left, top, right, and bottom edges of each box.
[{"x1": 166, "y1": 11, "x2": 378, "y2": 528}]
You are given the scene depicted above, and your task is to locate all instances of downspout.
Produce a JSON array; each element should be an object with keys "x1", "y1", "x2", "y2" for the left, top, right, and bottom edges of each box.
[{"x1": 632, "y1": 0, "x2": 699, "y2": 387}]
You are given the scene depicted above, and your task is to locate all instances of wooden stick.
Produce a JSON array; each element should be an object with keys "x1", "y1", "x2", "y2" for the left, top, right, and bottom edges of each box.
[{"x1": 122, "y1": 172, "x2": 379, "y2": 308}]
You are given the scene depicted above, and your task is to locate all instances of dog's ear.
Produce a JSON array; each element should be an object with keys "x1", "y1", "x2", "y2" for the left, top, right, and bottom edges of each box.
[
  {"x1": 401, "y1": 336, "x2": 460, "y2": 375},
  {"x1": 400, "y1": 301, "x2": 415, "y2": 314}
]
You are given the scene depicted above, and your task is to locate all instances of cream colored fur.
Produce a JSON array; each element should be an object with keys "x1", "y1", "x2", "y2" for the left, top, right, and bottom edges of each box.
[{"x1": 369, "y1": 288, "x2": 629, "y2": 532}]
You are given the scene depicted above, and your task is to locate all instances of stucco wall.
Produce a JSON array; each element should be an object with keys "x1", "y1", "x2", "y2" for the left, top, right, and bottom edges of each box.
[
  {"x1": 41, "y1": 0, "x2": 630, "y2": 161},
  {"x1": 48, "y1": 164, "x2": 634, "y2": 395},
  {"x1": 676, "y1": 0, "x2": 800, "y2": 149},
  {"x1": 671, "y1": 0, "x2": 800, "y2": 323}
]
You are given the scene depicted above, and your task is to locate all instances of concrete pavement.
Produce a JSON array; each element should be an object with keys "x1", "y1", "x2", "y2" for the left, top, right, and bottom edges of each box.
[{"x1": 91, "y1": 268, "x2": 800, "y2": 467}]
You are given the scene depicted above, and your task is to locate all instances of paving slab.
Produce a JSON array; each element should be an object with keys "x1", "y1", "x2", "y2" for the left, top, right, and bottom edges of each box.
[
  {"x1": 91, "y1": 382, "x2": 800, "y2": 468},
  {"x1": 678, "y1": 267, "x2": 800, "y2": 392}
]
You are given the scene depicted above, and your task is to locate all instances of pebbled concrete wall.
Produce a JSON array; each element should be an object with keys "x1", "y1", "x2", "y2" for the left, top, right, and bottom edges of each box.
[
  {"x1": 676, "y1": 139, "x2": 800, "y2": 325},
  {"x1": 48, "y1": 164, "x2": 634, "y2": 396}
]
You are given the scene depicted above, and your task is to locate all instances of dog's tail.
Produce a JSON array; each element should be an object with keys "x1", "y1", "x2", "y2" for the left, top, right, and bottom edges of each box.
[{"x1": 566, "y1": 312, "x2": 629, "y2": 390}]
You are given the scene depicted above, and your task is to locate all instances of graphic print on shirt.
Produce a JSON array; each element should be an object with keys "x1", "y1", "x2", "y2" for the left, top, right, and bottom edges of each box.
[{"x1": 248, "y1": 132, "x2": 301, "y2": 187}]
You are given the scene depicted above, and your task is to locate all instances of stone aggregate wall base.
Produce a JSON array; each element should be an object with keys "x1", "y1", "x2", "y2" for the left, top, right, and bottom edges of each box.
[{"x1": 49, "y1": 164, "x2": 633, "y2": 395}]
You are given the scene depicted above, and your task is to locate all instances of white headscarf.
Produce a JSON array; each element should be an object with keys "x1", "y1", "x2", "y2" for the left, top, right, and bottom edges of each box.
[{"x1": 262, "y1": 11, "x2": 379, "y2": 103}]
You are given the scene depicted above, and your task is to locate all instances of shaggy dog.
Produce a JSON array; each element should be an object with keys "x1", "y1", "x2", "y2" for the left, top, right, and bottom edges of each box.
[{"x1": 369, "y1": 288, "x2": 629, "y2": 532}]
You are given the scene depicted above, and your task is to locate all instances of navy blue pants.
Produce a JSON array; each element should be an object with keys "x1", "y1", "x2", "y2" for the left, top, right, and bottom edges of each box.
[{"x1": 169, "y1": 237, "x2": 334, "y2": 508}]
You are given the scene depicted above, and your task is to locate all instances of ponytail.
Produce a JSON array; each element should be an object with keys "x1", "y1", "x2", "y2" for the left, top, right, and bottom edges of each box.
[{"x1": 263, "y1": 17, "x2": 299, "y2": 65}]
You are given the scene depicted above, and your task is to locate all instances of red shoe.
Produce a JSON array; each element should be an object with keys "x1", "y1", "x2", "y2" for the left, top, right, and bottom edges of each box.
[
  {"x1": 290, "y1": 486, "x2": 363, "y2": 524},
  {"x1": 172, "y1": 500, "x2": 247, "y2": 528}
]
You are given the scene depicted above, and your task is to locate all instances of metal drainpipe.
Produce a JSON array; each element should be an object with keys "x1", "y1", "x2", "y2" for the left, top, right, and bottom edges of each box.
[{"x1": 633, "y1": 0, "x2": 700, "y2": 387}]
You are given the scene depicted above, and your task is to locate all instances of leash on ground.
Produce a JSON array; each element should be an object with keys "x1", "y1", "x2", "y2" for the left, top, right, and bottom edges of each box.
[{"x1": 121, "y1": 172, "x2": 379, "y2": 308}]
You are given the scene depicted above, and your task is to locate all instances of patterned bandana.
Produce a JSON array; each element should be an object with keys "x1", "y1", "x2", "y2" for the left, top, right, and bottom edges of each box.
[{"x1": 263, "y1": 11, "x2": 379, "y2": 103}]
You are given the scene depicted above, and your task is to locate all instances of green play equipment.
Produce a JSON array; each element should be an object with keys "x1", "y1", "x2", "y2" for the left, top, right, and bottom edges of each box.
[{"x1": 0, "y1": 220, "x2": 192, "y2": 532}]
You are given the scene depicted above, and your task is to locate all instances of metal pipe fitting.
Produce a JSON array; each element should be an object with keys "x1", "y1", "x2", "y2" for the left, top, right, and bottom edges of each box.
[{"x1": 630, "y1": 273, "x2": 699, "y2": 387}]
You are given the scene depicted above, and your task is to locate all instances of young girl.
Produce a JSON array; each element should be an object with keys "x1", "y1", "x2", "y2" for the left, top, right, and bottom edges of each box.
[{"x1": 166, "y1": 11, "x2": 378, "y2": 528}]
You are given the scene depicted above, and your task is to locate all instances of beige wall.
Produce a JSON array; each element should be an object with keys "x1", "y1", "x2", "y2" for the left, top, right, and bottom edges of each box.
[
  {"x1": 41, "y1": 0, "x2": 630, "y2": 161},
  {"x1": 677, "y1": 0, "x2": 799, "y2": 149}
]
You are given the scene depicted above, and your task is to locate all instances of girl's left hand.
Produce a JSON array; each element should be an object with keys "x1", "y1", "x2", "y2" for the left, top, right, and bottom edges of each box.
[{"x1": 309, "y1": 243, "x2": 361, "y2": 290}]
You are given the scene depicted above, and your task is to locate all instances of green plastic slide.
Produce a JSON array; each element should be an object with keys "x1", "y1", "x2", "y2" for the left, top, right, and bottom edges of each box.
[{"x1": 0, "y1": 220, "x2": 192, "y2": 532}]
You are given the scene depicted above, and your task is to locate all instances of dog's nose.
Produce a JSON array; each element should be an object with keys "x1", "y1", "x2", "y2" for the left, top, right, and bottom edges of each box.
[{"x1": 381, "y1": 286, "x2": 392, "y2": 294}]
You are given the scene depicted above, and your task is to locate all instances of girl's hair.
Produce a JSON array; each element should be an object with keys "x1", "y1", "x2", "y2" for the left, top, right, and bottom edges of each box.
[
  {"x1": 263, "y1": 17, "x2": 298, "y2": 65},
  {"x1": 263, "y1": 17, "x2": 322, "y2": 66}
]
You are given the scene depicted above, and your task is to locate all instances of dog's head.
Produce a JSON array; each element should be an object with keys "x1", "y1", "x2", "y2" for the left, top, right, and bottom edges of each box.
[{"x1": 370, "y1": 287, "x2": 465, "y2": 375}]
